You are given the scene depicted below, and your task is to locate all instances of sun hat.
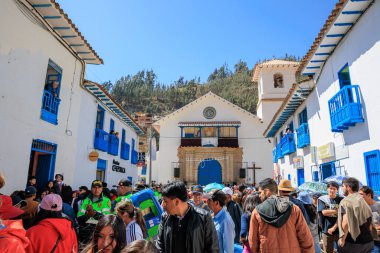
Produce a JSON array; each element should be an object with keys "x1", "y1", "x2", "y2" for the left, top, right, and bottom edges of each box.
[{"x1": 278, "y1": 179, "x2": 296, "y2": 192}]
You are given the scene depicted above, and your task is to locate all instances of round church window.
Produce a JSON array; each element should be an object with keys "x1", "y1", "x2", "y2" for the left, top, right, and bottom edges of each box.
[{"x1": 203, "y1": 107, "x2": 216, "y2": 119}]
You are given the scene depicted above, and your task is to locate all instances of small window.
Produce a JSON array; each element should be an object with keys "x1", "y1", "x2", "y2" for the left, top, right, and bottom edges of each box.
[
  {"x1": 95, "y1": 106, "x2": 105, "y2": 130},
  {"x1": 220, "y1": 127, "x2": 237, "y2": 138},
  {"x1": 41, "y1": 59, "x2": 62, "y2": 125},
  {"x1": 273, "y1": 73, "x2": 284, "y2": 88},
  {"x1": 96, "y1": 159, "x2": 107, "y2": 182},
  {"x1": 110, "y1": 119, "x2": 115, "y2": 133},
  {"x1": 338, "y1": 64, "x2": 351, "y2": 88},
  {"x1": 202, "y1": 127, "x2": 217, "y2": 137},
  {"x1": 122, "y1": 129, "x2": 126, "y2": 143},
  {"x1": 184, "y1": 127, "x2": 200, "y2": 138},
  {"x1": 299, "y1": 108, "x2": 308, "y2": 126}
]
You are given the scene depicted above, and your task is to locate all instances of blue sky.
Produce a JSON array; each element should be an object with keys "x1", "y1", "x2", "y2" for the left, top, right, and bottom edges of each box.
[{"x1": 57, "y1": 0, "x2": 337, "y2": 84}]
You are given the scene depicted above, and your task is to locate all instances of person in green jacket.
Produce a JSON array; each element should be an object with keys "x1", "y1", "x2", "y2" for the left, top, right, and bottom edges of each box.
[
  {"x1": 111, "y1": 179, "x2": 133, "y2": 212},
  {"x1": 77, "y1": 180, "x2": 111, "y2": 217}
]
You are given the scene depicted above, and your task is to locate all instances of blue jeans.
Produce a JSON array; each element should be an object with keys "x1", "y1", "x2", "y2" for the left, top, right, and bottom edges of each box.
[{"x1": 372, "y1": 241, "x2": 380, "y2": 253}]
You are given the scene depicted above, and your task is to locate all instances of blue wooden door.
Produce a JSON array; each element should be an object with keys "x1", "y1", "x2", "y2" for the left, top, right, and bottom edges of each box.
[
  {"x1": 198, "y1": 159, "x2": 222, "y2": 185},
  {"x1": 297, "y1": 169, "x2": 305, "y2": 186},
  {"x1": 36, "y1": 154, "x2": 53, "y2": 190},
  {"x1": 364, "y1": 151, "x2": 380, "y2": 193}
]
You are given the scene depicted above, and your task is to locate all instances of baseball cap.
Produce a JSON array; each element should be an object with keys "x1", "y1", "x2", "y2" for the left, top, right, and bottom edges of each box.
[
  {"x1": 79, "y1": 186, "x2": 88, "y2": 192},
  {"x1": 25, "y1": 186, "x2": 37, "y2": 196},
  {"x1": 192, "y1": 185, "x2": 203, "y2": 194},
  {"x1": 206, "y1": 189, "x2": 227, "y2": 205},
  {"x1": 0, "y1": 195, "x2": 24, "y2": 219},
  {"x1": 113, "y1": 179, "x2": 132, "y2": 188},
  {"x1": 40, "y1": 194, "x2": 62, "y2": 211},
  {"x1": 91, "y1": 180, "x2": 103, "y2": 188},
  {"x1": 222, "y1": 187, "x2": 233, "y2": 196}
]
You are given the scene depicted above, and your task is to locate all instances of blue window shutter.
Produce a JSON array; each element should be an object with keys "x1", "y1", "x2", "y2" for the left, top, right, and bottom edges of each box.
[
  {"x1": 122, "y1": 129, "x2": 126, "y2": 143},
  {"x1": 97, "y1": 159, "x2": 107, "y2": 171},
  {"x1": 364, "y1": 150, "x2": 380, "y2": 193}
]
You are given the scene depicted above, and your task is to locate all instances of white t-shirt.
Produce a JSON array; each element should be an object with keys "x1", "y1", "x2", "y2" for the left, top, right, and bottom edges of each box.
[{"x1": 126, "y1": 220, "x2": 144, "y2": 244}]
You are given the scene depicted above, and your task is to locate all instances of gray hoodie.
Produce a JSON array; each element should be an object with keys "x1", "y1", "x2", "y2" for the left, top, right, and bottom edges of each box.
[{"x1": 256, "y1": 195, "x2": 293, "y2": 228}]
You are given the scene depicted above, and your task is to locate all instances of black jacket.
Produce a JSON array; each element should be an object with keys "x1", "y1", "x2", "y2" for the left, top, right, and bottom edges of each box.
[
  {"x1": 226, "y1": 200, "x2": 243, "y2": 243},
  {"x1": 156, "y1": 204, "x2": 219, "y2": 253}
]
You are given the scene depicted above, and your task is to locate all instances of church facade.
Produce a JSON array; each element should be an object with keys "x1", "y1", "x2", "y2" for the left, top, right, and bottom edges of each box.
[{"x1": 152, "y1": 92, "x2": 273, "y2": 186}]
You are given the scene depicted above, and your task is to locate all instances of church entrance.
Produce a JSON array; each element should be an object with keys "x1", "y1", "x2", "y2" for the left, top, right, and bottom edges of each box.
[{"x1": 198, "y1": 159, "x2": 222, "y2": 185}]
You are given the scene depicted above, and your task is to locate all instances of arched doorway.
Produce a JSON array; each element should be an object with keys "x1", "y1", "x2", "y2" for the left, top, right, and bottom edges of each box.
[{"x1": 198, "y1": 159, "x2": 222, "y2": 185}]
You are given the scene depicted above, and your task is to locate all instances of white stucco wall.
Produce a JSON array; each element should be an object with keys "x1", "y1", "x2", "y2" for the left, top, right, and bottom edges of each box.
[
  {"x1": 73, "y1": 91, "x2": 139, "y2": 189},
  {"x1": 0, "y1": 0, "x2": 84, "y2": 194},
  {"x1": 272, "y1": 1, "x2": 380, "y2": 186},
  {"x1": 259, "y1": 68, "x2": 296, "y2": 100},
  {"x1": 153, "y1": 93, "x2": 273, "y2": 185}
]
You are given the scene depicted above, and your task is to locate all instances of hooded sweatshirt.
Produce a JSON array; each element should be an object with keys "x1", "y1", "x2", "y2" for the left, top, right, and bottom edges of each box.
[
  {"x1": 249, "y1": 195, "x2": 314, "y2": 253},
  {"x1": 26, "y1": 218, "x2": 78, "y2": 253},
  {"x1": 0, "y1": 220, "x2": 29, "y2": 253},
  {"x1": 256, "y1": 195, "x2": 293, "y2": 228}
]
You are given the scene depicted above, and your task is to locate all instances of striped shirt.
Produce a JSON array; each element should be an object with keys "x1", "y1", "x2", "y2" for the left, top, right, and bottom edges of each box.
[{"x1": 126, "y1": 220, "x2": 143, "y2": 244}]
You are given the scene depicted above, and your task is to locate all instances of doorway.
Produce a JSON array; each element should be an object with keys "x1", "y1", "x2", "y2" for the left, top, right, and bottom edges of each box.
[{"x1": 28, "y1": 139, "x2": 57, "y2": 191}]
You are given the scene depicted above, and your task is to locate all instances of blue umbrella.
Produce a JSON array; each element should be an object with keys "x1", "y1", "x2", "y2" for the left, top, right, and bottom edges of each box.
[
  {"x1": 323, "y1": 175, "x2": 363, "y2": 186},
  {"x1": 203, "y1": 182, "x2": 225, "y2": 192}
]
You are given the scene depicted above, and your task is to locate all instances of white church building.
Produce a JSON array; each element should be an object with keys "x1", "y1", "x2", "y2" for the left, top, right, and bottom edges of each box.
[
  {"x1": 0, "y1": 0, "x2": 143, "y2": 194},
  {"x1": 152, "y1": 92, "x2": 274, "y2": 186}
]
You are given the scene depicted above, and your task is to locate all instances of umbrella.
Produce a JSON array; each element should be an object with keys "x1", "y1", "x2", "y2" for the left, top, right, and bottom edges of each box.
[
  {"x1": 203, "y1": 182, "x2": 225, "y2": 192},
  {"x1": 323, "y1": 175, "x2": 362, "y2": 186},
  {"x1": 298, "y1": 181, "x2": 327, "y2": 194}
]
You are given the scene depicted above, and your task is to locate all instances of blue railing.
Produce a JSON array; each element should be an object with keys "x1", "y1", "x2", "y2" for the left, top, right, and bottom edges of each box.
[
  {"x1": 94, "y1": 129, "x2": 109, "y2": 151},
  {"x1": 131, "y1": 150, "x2": 138, "y2": 164},
  {"x1": 328, "y1": 85, "x2": 364, "y2": 132},
  {"x1": 108, "y1": 134, "x2": 119, "y2": 156},
  {"x1": 276, "y1": 143, "x2": 283, "y2": 159},
  {"x1": 41, "y1": 90, "x2": 60, "y2": 124},
  {"x1": 296, "y1": 123, "x2": 310, "y2": 148},
  {"x1": 272, "y1": 148, "x2": 278, "y2": 163},
  {"x1": 281, "y1": 133, "x2": 296, "y2": 156},
  {"x1": 120, "y1": 142, "x2": 130, "y2": 160}
]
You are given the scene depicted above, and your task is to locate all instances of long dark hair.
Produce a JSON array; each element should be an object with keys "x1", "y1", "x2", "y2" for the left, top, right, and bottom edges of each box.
[
  {"x1": 116, "y1": 200, "x2": 148, "y2": 238},
  {"x1": 242, "y1": 193, "x2": 261, "y2": 216},
  {"x1": 84, "y1": 214, "x2": 126, "y2": 253},
  {"x1": 33, "y1": 208, "x2": 62, "y2": 225}
]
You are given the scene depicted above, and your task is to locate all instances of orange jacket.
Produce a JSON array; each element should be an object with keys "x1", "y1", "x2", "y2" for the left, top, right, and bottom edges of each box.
[
  {"x1": 0, "y1": 220, "x2": 30, "y2": 253},
  {"x1": 248, "y1": 204, "x2": 314, "y2": 253}
]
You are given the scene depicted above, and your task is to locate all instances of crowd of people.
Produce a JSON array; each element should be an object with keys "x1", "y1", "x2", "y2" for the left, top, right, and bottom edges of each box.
[{"x1": 0, "y1": 174, "x2": 379, "y2": 253}]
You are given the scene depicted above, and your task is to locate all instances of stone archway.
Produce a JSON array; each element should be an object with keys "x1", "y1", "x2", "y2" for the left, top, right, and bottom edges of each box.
[
  {"x1": 177, "y1": 146, "x2": 243, "y2": 185},
  {"x1": 197, "y1": 159, "x2": 222, "y2": 185}
]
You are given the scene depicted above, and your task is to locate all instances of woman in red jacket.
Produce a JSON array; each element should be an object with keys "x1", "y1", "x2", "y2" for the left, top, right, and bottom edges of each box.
[{"x1": 26, "y1": 194, "x2": 78, "y2": 253}]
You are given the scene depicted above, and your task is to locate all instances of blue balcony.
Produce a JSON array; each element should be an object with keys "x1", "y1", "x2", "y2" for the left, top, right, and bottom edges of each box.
[
  {"x1": 328, "y1": 85, "x2": 364, "y2": 132},
  {"x1": 94, "y1": 129, "x2": 109, "y2": 151},
  {"x1": 41, "y1": 90, "x2": 60, "y2": 125},
  {"x1": 296, "y1": 123, "x2": 310, "y2": 148},
  {"x1": 108, "y1": 134, "x2": 119, "y2": 156},
  {"x1": 131, "y1": 150, "x2": 138, "y2": 164},
  {"x1": 276, "y1": 143, "x2": 283, "y2": 159},
  {"x1": 281, "y1": 133, "x2": 296, "y2": 156},
  {"x1": 120, "y1": 142, "x2": 130, "y2": 160},
  {"x1": 272, "y1": 148, "x2": 278, "y2": 163}
]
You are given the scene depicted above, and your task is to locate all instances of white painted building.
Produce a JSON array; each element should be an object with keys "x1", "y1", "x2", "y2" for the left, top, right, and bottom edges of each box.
[
  {"x1": 0, "y1": 0, "x2": 144, "y2": 194},
  {"x1": 152, "y1": 92, "x2": 273, "y2": 186},
  {"x1": 265, "y1": 0, "x2": 380, "y2": 191}
]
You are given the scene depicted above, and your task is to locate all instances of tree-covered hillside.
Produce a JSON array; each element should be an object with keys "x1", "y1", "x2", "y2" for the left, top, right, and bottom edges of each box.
[{"x1": 102, "y1": 56, "x2": 299, "y2": 117}]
